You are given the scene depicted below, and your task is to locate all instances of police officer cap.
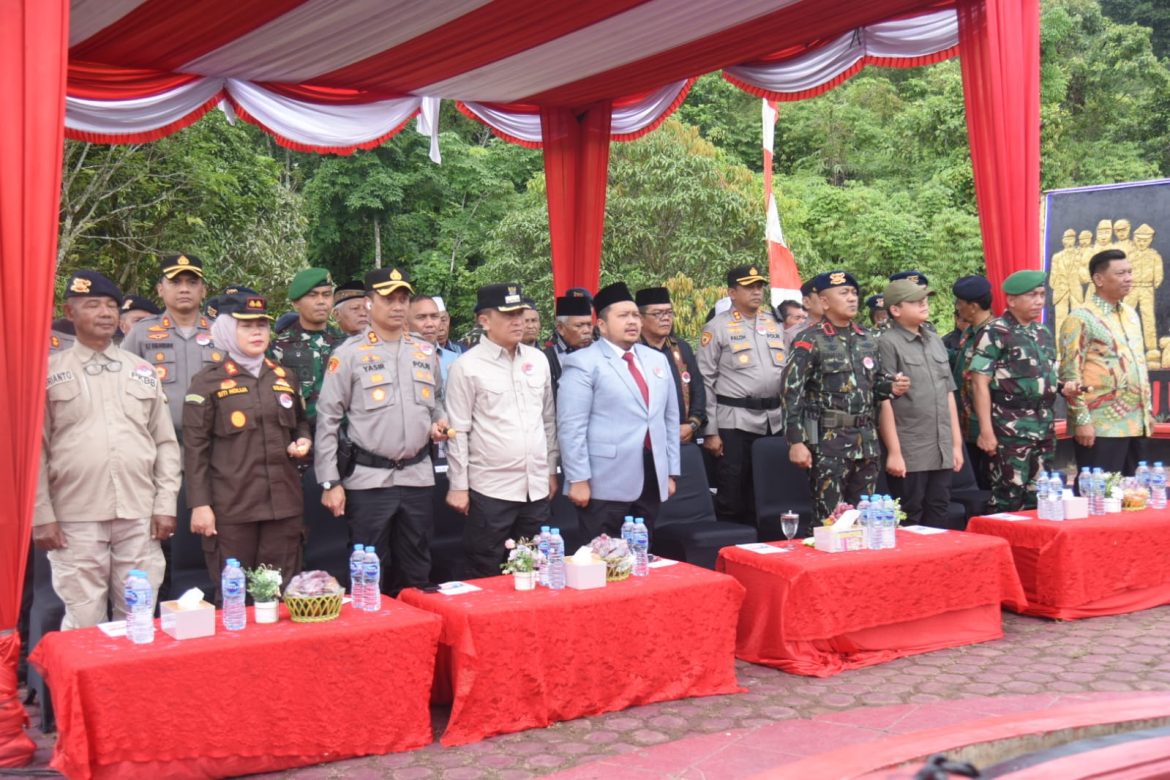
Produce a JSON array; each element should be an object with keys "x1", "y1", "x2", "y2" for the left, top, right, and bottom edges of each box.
[
  {"x1": 1002, "y1": 270, "x2": 1046, "y2": 296},
  {"x1": 221, "y1": 284, "x2": 259, "y2": 297},
  {"x1": 66, "y1": 270, "x2": 123, "y2": 306},
  {"x1": 205, "y1": 296, "x2": 222, "y2": 318},
  {"x1": 592, "y1": 282, "x2": 635, "y2": 314},
  {"x1": 120, "y1": 295, "x2": 160, "y2": 316},
  {"x1": 634, "y1": 287, "x2": 671, "y2": 307},
  {"x1": 889, "y1": 269, "x2": 928, "y2": 286},
  {"x1": 475, "y1": 283, "x2": 531, "y2": 313},
  {"x1": 812, "y1": 270, "x2": 860, "y2": 293},
  {"x1": 727, "y1": 264, "x2": 767, "y2": 287},
  {"x1": 218, "y1": 291, "x2": 273, "y2": 320},
  {"x1": 159, "y1": 253, "x2": 204, "y2": 280},
  {"x1": 288, "y1": 267, "x2": 334, "y2": 301},
  {"x1": 952, "y1": 275, "x2": 991, "y2": 302},
  {"x1": 332, "y1": 279, "x2": 365, "y2": 307},
  {"x1": 865, "y1": 294, "x2": 885, "y2": 311},
  {"x1": 555, "y1": 291, "x2": 593, "y2": 317},
  {"x1": 364, "y1": 266, "x2": 414, "y2": 297}
]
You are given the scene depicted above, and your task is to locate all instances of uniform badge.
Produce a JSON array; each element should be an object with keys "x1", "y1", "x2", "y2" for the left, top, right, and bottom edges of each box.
[
  {"x1": 521, "y1": 362, "x2": 534, "y2": 375},
  {"x1": 155, "y1": 365, "x2": 169, "y2": 381},
  {"x1": 327, "y1": 356, "x2": 341, "y2": 374},
  {"x1": 50, "y1": 335, "x2": 60, "y2": 348},
  {"x1": 278, "y1": 393, "x2": 294, "y2": 409},
  {"x1": 224, "y1": 361, "x2": 239, "y2": 377},
  {"x1": 367, "y1": 331, "x2": 379, "y2": 344},
  {"x1": 154, "y1": 352, "x2": 167, "y2": 362},
  {"x1": 211, "y1": 351, "x2": 223, "y2": 362},
  {"x1": 794, "y1": 340, "x2": 812, "y2": 352},
  {"x1": 681, "y1": 371, "x2": 691, "y2": 384},
  {"x1": 148, "y1": 333, "x2": 168, "y2": 341},
  {"x1": 418, "y1": 342, "x2": 434, "y2": 356},
  {"x1": 371, "y1": 373, "x2": 384, "y2": 383},
  {"x1": 196, "y1": 334, "x2": 211, "y2": 346},
  {"x1": 862, "y1": 356, "x2": 875, "y2": 369},
  {"x1": 421, "y1": 387, "x2": 431, "y2": 399},
  {"x1": 220, "y1": 379, "x2": 237, "y2": 390},
  {"x1": 700, "y1": 332, "x2": 712, "y2": 347},
  {"x1": 371, "y1": 388, "x2": 386, "y2": 402},
  {"x1": 135, "y1": 365, "x2": 153, "y2": 378},
  {"x1": 148, "y1": 325, "x2": 167, "y2": 333},
  {"x1": 273, "y1": 367, "x2": 286, "y2": 378},
  {"x1": 738, "y1": 354, "x2": 750, "y2": 364},
  {"x1": 230, "y1": 411, "x2": 247, "y2": 428},
  {"x1": 732, "y1": 311, "x2": 742, "y2": 321},
  {"x1": 653, "y1": 366, "x2": 665, "y2": 378},
  {"x1": 185, "y1": 394, "x2": 205, "y2": 405}
]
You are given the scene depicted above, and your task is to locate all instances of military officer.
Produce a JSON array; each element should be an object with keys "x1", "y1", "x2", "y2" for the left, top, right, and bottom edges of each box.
[
  {"x1": 636, "y1": 286, "x2": 707, "y2": 442},
  {"x1": 315, "y1": 266, "x2": 449, "y2": 595},
  {"x1": 969, "y1": 270, "x2": 1080, "y2": 511},
  {"x1": 865, "y1": 294, "x2": 888, "y2": 330},
  {"x1": 543, "y1": 291, "x2": 594, "y2": 398},
  {"x1": 781, "y1": 270, "x2": 909, "y2": 522},
  {"x1": 332, "y1": 279, "x2": 369, "y2": 337},
  {"x1": 697, "y1": 265, "x2": 786, "y2": 527},
  {"x1": 122, "y1": 254, "x2": 220, "y2": 431},
  {"x1": 35, "y1": 271, "x2": 179, "y2": 629},
  {"x1": 270, "y1": 268, "x2": 343, "y2": 426}
]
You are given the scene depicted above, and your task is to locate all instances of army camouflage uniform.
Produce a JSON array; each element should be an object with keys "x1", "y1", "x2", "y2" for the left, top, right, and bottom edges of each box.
[
  {"x1": 270, "y1": 321, "x2": 344, "y2": 426},
  {"x1": 967, "y1": 311, "x2": 1058, "y2": 511},
  {"x1": 781, "y1": 320, "x2": 897, "y2": 522}
]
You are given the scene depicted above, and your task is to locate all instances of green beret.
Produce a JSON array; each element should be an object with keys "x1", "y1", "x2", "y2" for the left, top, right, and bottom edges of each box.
[
  {"x1": 1002, "y1": 270, "x2": 1046, "y2": 296},
  {"x1": 288, "y1": 267, "x2": 334, "y2": 301}
]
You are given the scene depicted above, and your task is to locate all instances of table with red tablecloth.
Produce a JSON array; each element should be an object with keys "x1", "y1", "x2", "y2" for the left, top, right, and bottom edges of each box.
[
  {"x1": 967, "y1": 508, "x2": 1170, "y2": 619},
  {"x1": 398, "y1": 562, "x2": 745, "y2": 746},
  {"x1": 30, "y1": 598, "x2": 442, "y2": 780},
  {"x1": 715, "y1": 531, "x2": 1027, "y2": 677}
]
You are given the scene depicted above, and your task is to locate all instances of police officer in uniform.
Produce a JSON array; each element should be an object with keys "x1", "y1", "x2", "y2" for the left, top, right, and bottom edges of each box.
[
  {"x1": 315, "y1": 266, "x2": 449, "y2": 594},
  {"x1": 118, "y1": 295, "x2": 161, "y2": 342},
  {"x1": 543, "y1": 291, "x2": 594, "y2": 398},
  {"x1": 697, "y1": 265, "x2": 786, "y2": 527},
  {"x1": 636, "y1": 286, "x2": 707, "y2": 442},
  {"x1": 781, "y1": 270, "x2": 910, "y2": 522}
]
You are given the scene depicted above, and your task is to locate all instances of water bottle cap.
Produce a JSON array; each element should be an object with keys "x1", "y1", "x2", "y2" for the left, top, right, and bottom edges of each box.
[
  {"x1": 364, "y1": 545, "x2": 375, "y2": 552},
  {"x1": 550, "y1": 527, "x2": 560, "y2": 535},
  {"x1": 1139, "y1": 461, "x2": 1148, "y2": 466},
  {"x1": 354, "y1": 543, "x2": 364, "y2": 551},
  {"x1": 625, "y1": 516, "x2": 633, "y2": 522},
  {"x1": 541, "y1": 525, "x2": 550, "y2": 532},
  {"x1": 1156, "y1": 462, "x2": 1164, "y2": 468},
  {"x1": 226, "y1": 558, "x2": 239, "y2": 566}
]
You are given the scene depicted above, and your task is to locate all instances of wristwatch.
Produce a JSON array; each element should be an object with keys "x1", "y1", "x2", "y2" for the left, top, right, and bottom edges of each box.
[{"x1": 320, "y1": 481, "x2": 336, "y2": 491}]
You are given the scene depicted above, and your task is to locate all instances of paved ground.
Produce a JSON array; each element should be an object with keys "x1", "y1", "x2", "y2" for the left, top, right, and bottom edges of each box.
[{"x1": 17, "y1": 604, "x2": 1170, "y2": 779}]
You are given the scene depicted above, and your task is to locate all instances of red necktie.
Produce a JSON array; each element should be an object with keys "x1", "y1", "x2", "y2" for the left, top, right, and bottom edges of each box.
[{"x1": 623, "y1": 352, "x2": 652, "y2": 449}]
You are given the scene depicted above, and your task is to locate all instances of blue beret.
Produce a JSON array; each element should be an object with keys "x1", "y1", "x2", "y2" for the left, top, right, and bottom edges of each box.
[
  {"x1": 865, "y1": 294, "x2": 885, "y2": 310},
  {"x1": 66, "y1": 270, "x2": 122, "y2": 306},
  {"x1": 889, "y1": 269, "x2": 929, "y2": 286},
  {"x1": 952, "y1": 275, "x2": 991, "y2": 301},
  {"x1": 812, "y1": 270, "x2": 860, "y2": 293}
]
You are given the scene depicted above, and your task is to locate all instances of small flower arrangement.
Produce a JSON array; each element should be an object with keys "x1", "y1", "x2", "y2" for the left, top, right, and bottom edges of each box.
[
  {"x1": 589, "y1": 534, "x2": 634, "y2": 581},
  {"x1": 821, "y1": 502, "x2": 854, "y2": 527},
  {"x1": 246, "y1": 565, "x2": 282, "y2": 603},
  {"x1": 500, "y1": 537, "x2": 543, "y2": 574}
]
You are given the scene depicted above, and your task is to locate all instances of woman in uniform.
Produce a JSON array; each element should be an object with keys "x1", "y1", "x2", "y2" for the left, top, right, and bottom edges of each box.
[{"x1": 183, "y1": 291, "x2": 312, "y2": 589}]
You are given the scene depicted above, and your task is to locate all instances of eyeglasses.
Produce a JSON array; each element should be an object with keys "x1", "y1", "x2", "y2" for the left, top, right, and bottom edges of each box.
[
  {"x1": 83, "y1": 360, "x2": 123, "y2": 376},
  {"x1": 643, "y1": 309, "x2": 675, "y2": 320}
]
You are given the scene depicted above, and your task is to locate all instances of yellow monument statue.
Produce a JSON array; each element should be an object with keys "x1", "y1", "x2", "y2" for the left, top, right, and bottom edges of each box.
[
  {"x1": 1050, "y1": 228, "x2": 1081, "y2": 336},
  {"x1": 1125, "y1": 223, "x2": 1163, "y2": 363}
]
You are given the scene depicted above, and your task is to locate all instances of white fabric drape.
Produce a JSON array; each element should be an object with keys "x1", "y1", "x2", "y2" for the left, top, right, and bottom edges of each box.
[{"x1": 65, "y1": 77, "x2": 224, "y2": 137}]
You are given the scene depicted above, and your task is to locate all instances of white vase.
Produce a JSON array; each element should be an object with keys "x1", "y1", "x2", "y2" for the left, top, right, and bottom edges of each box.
[
  {"x1": 512, "y1": 571, "x2": 536, "y2": 591},
  {"x1": 254, "y1": 601, "x2": 279, "y2": 623}
]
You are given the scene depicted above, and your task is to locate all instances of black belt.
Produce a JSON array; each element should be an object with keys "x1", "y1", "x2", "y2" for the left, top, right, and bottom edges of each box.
[
  {"x1": 821, "y1": 410, "x2": 872, "y2": 429},
  {"x1": 992, "y1": 394, "x2": 1051, "y2": 411},
  {"x1": 716, "y1": 395, "x2": 782, "y2": 411},
  {"x1": 352, "y1": 443, "x2": 430, "y2": 471}
]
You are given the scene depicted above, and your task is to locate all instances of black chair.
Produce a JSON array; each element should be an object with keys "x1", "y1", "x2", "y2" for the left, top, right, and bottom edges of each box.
[
  {"x1": 950, "y1": 443, "x2": 991, "y2": 525},
  {"x1": 876, "y1": 452, "x2": 967, "y2": 531},
  {"x1": 26, "y1": 548, "x2": 63, "y2": 732},
  {"x1": 429, "y1": 469, "x2": 467, "y2": 583},
  {"x1": 751, "y1": 437, "x2": 816, "y2": 541},
  {"x1": 654, "y1": 443, "x2": 757, "y2": 568},
  {"x1": 303, "y1": 471, "x2": 352, "y2": 585}
]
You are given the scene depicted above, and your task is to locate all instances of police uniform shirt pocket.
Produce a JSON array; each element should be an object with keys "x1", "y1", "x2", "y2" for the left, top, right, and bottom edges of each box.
[
  {"x1": 274, "y1": 391, "x2": 299, "y2": 429},
  {"x1": 214, "y1": 394, "x2": 257, "y2": 437},
  {"x1": 46, "y1": 374, "x2": 83, "y2": 425},
  {"x1": 358, "y1": 368, "x2": 394, "y2": 410},
  {"x1": 413, "y1": 369, "x2": 437, "y2": 408},
  {"x1": 149, "y1": 346, "x2": 177, "y2": 383},
  {"x1": 123, "y1": 377, "x2": 158, "y2": 425}
]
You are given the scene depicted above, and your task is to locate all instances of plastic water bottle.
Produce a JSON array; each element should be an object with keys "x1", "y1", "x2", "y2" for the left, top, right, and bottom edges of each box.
[
  {"x1": 881, "y1": 496, "x2": 897, "y2": 548},
  {"x1": 537, "y1": 526, "x2": 552, "y2": 587},
  {"x1": 1077, "y1": 467, "x2": 1092, "y2": 501},
  {"x1": 349, "y1": 543, "x2": 365, "y2": 603},
  {"x1": 1090, "y1": 467, "x2": 1106, "y2": 516},
  {"x1": 632, "y1": 519, "x2": 650, "y2": 576},
  {"x1": 1036, "y1": 471, "x2": 1050, "y2": 519},
  {"x1": 867, "y1": 496, "x2": 883, "y2": 550},
  {"x1": 547, "y1": 528, "x2": 566, "y2": 590},
  {"x1": 124, "y1": 569, "x2": 155, "y2": 644},
  {"x1": 222, "y1": 558, "x2": 246, "y2": 631},
  {"x1": 362, "y1": 546, "x2": 380, "y2": 611},
  {"x1": 1136, "y1": 461, "x2": 1151, "y2": 496},
  {"x1": 1151, "y1": 462, "x2": 1167, "y2": 510},
  {"x1": 621, "y1": 516, "x2": 636, "y2": 546},
  {"x1": 856, "y1": 495, "x2": 871, "y2": 546},
  {"x1": 1049, "y1": 473, "x2": 1065, "y2": 521}
]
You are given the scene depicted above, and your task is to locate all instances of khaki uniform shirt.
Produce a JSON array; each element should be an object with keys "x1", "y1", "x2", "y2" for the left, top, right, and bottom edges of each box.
[
  {"x1": 445, "y1": 338, "x2": 558, "y2": 501},
  {"x1": 183, "y1": 357, "x2": 311, "y2": 522},
  {"x1": 697, "y1": 308, "x2": 785, "y2": 435},
  {"x1": 122, "y1": 312, "x2": 222, "y2": 430},
  {"x1": 876, "y1": 322, "x2": 956, "y2": 472},
  {"x1": 35, "y1": 343, "x2": 180, "y2": 526},
  {"x1": 315, "y1": 329, "x2": 445, "y2": 489}
]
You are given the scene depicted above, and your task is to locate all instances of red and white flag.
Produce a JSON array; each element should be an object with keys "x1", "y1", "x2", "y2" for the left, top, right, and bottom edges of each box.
[{"x1": 762, "y1": 99, "x2": 802, "y2": 304}]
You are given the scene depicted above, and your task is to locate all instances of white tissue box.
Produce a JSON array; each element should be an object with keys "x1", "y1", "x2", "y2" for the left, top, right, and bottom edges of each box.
[
  {"x1": 813, "y1": 525, "x2": 865, "y2": 553},
  {"x1": 565, "y1": 558, "x2": 606, "y2": 590},
  {"x1": 160, "y1": 599, "x2": 215, "y2": 640},
  {"x1": 1063, "y1": 496, "x2": 1088, "y2": 520}
]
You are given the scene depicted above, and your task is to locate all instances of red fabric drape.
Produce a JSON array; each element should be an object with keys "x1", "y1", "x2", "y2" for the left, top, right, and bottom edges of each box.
[
  {"x1": 0, "y1": 0, "x2": 68, "y2": 767},
  {"x1": 958, "y1": 0, "x2": 1040, "y2": 311},
  {"x1": 540, "y1": 103, "x2": 612, "y2": 296}
]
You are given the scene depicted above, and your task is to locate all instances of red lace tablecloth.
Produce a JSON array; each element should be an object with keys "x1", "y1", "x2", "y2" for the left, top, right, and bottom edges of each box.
[
  {"x1": 967, "y1": 508, "x2": 1170, "y2": 619},
  {"x1": 398, "y1": 563, "x2": 746, "y2": 746},
  {"x1": 716, "y1": 531, "x2": 1027, "y2": 677},
  {"x1": 30, "y1": 598, "x2": 442, "y2": 780}
]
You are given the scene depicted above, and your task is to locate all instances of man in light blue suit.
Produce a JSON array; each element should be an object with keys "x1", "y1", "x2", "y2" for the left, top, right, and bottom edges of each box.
[{"x1": 557, "y1": 282, "x2": 681, "y2": 545}]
